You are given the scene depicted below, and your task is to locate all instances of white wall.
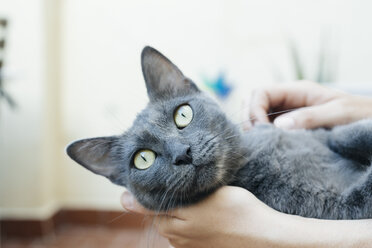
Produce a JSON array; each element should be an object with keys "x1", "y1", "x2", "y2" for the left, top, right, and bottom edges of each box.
[
  {"x1": 0, "y1": 0, "x2": 56, "y2": 219},
  {"x1": 2, "y1": 0, "x2": 372, "y2": 219}
]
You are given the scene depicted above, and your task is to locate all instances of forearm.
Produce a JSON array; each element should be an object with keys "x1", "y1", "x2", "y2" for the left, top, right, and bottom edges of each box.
[
  {"x1": 212, "y1": 192, "x2": 372, "y2": 248},
  {"x1": 267, "y1": 212, "x2": 372, "y2": 248}
]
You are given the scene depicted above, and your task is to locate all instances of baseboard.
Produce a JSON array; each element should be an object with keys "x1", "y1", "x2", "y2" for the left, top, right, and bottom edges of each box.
[
  {"x1": 0, "y1": 209, "x2": 145, "y2": 239},
  {"x1": 0, "y1": 200, "x2": 60, "y2": 220}
]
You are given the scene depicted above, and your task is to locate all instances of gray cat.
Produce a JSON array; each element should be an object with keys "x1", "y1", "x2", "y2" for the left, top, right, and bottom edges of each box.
[{"x1": 67, "y1": 46, "x2": 372, "y2": 219}]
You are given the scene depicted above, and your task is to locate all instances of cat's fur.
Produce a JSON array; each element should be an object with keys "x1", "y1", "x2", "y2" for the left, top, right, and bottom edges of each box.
[{"x1": 67, "y1": 46, "x2": 372, "y2": 219}]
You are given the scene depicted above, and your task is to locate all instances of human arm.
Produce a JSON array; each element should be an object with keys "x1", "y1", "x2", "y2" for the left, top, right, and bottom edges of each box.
[
  {"x1": 249, "y1": 81, "x2": 372, "y2": 129},
  {"x1": 121, "y1": 186, "x2": 372, "y2": 248}
]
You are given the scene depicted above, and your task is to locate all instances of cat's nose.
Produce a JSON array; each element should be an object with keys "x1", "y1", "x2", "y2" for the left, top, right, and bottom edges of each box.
[{"x1": 173, "y1": 144, "x2": 192, "y2": 166}]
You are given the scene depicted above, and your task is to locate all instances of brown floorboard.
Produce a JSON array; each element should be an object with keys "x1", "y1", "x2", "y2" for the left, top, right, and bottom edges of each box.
[{"x1": 1, "y1": 224, "x2": 169, "y2": 248}]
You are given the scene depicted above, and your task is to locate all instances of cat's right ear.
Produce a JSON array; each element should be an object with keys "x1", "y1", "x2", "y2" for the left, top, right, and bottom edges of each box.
[
  {"x1": 66, "y1": 136, "x2": 125, "y2": 182},
  {"x1": 141, "y1": 46, "x2": 199, "y2": 101}
]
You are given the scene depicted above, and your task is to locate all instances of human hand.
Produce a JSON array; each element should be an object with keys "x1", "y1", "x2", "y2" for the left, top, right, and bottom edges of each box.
[
  {"x1": 121, "y1": 186, "x2": 372, "y2": 248},
  {"x1": 121, "y1": 186, "x2": 282, "y2": 248},
  {"x1": 248, "y1": 81, "x2": 372, "y2": 129}
]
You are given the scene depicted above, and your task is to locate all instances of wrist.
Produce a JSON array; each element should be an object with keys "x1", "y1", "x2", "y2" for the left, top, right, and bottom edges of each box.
[{"x1": 264, "y1": 211, "x2": 372, "y2": 248}]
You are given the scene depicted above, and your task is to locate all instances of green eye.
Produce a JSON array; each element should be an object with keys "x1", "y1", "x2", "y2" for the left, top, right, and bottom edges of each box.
[
  {"x1": 134, "y1": 149, "x2": 156, "y2": 170},
  {"x1": 174, "y1": 104, "x2": 193, "y2": 128}
]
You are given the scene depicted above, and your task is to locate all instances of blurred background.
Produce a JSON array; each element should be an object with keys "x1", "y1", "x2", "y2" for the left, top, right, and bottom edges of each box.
[{"x1": 1, "y1": 0, "x2": 372, "y2": 247}]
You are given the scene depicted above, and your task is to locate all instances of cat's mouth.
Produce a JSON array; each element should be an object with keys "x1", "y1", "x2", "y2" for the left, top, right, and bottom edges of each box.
[
  {"x1": 170, "y1": 157, "x2": 226, "y2": 197},
  {"x1": 183, "y1": 135, "x2": 228, "y2": 191}
]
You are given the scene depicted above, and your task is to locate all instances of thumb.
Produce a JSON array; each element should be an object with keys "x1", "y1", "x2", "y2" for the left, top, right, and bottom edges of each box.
[
  {"x1": 121, "y1": 190, "x2": 182, "y2": 218},
  {"x1": 121, "y1": 190, "x2": 154, "y2": 215},
  {"x1": 274, "y1": 102, "x2": 344, "y2": 129}
]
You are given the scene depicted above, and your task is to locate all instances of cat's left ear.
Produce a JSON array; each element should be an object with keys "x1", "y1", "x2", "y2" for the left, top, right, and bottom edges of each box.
[
  {"x1": 141, "y1": 46, "x2": 199, "y2": 101},
  {"x1": 66, "y1": 136, "x2": 124, "y2": 182}
]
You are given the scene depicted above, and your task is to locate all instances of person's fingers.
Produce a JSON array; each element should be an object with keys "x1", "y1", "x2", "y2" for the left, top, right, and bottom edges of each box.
[
  {"x1": 274, "y1": 100, "x2": 350, "y2": 129},
  {"x1": 173, "y1": 186, "x2": 253, "y2": 220},
  {"x1": 241, "y1": 100, "x2": 253, "y2": 131},
  {"x1": 249, "y1": 89, "x2": 270, "y2": 124},
  {"x1": 120, "y1": 192, "x2": 188, "y2": 239},
  {"x1": 152, "y1": 215, "x2": 186, "y2": 237},
  {"x1": 249, "y1": 82, "x2": 344, "y2": 126},
  {"x1": 121, "y1": 190, "x2": 185, "y2": 219},
  {"x1": 121, "y1": 190, "x2": 155, "y2": 215},
  {"x1": 249, "y1": 83, "x2": 312, "y2": 124},
  {"x1": 264, "y1": 81, "x2": 323, "y2": 108}
]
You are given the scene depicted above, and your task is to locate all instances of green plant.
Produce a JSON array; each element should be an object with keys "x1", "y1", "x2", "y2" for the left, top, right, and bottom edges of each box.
[
  {"x1": 287, "y1": 32, "x2": 338, "y2": 84},
  {"x1": 0, "y1": 18, "x2": 16, "y2": 109}
]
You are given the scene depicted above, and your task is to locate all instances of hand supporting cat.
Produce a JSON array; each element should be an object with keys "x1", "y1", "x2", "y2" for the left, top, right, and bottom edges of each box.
[{"x1": 122, "y1": 186, "x2": 372, "y2": 248}]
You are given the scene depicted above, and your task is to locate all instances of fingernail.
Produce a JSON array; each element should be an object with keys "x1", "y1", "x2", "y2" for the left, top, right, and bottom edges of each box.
[
  {"x1": 274, "y1": 117, "x2": 295, "y2": 129},
  {"x1": 121, "y1": 191, "x2": 134, "y2": 210}
]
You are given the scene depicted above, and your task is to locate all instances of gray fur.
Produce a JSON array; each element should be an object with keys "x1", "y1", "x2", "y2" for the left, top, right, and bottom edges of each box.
[{"x1": 67, "y1": 46, "x2": 372, "y2": 219}]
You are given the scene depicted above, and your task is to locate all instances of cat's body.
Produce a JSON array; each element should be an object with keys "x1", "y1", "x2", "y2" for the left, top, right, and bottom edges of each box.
[
  {"x1": 67, "y1": 46, "x2": 372, "y2": 220},
  {"x1": 235, "y1": 122, "x2": 372, "y2": 219}
]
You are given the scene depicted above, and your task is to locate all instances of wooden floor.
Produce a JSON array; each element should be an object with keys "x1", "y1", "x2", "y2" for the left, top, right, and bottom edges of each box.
[{"x1": 1, "y1": 224, "x2": 169, "y2": 248}]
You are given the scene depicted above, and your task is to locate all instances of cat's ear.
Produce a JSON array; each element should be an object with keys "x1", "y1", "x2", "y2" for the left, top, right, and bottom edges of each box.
[
  {"x1": 66, "y1": 136, "x2": 123, "y2": 180},
  {"x1": 141, "y1": 46, "x2": 199, "y2": 101}
]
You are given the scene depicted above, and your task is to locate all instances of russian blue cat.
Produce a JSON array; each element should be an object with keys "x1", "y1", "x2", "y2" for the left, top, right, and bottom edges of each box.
[{"x1": 67, "y1": 46, "x2": 372, "y2": 219}]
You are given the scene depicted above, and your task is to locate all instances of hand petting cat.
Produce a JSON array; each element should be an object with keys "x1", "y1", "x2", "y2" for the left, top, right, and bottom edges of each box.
[{"x1": 248, "y1": 80, "x2": 372, "y2": 129}]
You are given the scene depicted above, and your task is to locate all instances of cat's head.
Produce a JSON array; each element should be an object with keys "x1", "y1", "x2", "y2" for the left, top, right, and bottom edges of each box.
[{"x1": 67, "y1": 46, "x2": 246, "y2": 210}]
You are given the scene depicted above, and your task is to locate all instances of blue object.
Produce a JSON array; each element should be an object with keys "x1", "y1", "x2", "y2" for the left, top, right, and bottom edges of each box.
[{"x1": 203, "y1": 72, "x2": 233, "y2": 99}]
